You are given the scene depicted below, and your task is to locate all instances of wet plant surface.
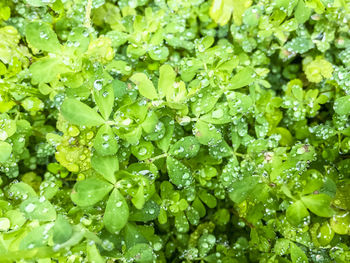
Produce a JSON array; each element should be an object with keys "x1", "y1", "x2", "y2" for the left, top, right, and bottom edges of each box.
[{"x1": 0, "y1": 0, "x2": 350, "y2": 262}]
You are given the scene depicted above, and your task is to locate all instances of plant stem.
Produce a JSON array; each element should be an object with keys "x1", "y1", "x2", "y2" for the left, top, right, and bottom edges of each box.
[
  {"x1": 84, "y1": 0, "x2": 93, "y2": 28},
  {"x1": 145, "y1": 153, "x2": 168, "y2": 163}
]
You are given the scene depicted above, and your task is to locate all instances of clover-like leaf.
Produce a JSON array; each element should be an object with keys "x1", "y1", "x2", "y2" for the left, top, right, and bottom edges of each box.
[
  {"x1": 166, "y1": 156, "x2": 193, "y2": 188},
  {"x1": 330, "y1": 212, "x2": 350, "y2": 235},
  {"x1": 129, "y1": 200, "x2": 160, "y2": 222},
  {"x1": 9, "y1": 182, "x2": 37, "y2": 199},
  {"x1": 301, "y1": 194, "x2": 334, "y2": 217},
  {"x1": 131, "y1": 140, "x2": 154, "y2": 161},
  {"x1": 87, "y1": 243, "x2": 105, "y2": 263},
  {"x1": 71, "y1": 177, "x2": 113, "y2": 207},
  {"x1": 334, "y1": 95, "x2": 350, "y2": 115},
  {"x1": 25, "y1": 21, "x2": 60, "y2": 53},
  {"x1": 0, "y1": 141, "x2": 12, "y2": 162},
  {"x1": 286, "y1": 200, "x2": 309, "y2": 226},
  {"x1": 94, "y1": 83, "x2": 115, "y2": 120},
  {"x1": 190, "y1": 86, "x2": 222, "y2": 116},
  {"x1": 53, "y1": 215, "x2": 73, "y2": 244},
  {"x1": 295, "y1": 0, "x2": 311, "y2": 24},
  {"x1": 20, "y1": 223, "x2": 54, "y2": 250},
  {"x1": 103, "y1": 188, "x2": 129, "y2": 233},
  {"x1": 20, "y1": 197, "x2": 56, "y2": 222},
  {"x1": 174, "y1": 211, "x2": 189, "y2": 233},
  {"x1": 130, "y1": 73, "x2": 158, "y2": 100},
  {"x1": 229, "y1": 67, "x2": 255, "y2": 90},
  {"x1": 0, "y1": 113, "x2": 16, "y2": 141},
  {"x1": 30, "y1": 57, "x2": 70, "y2": 84},
  {"x1": 94, "y1": 124, "x2": 119, "y2": 156},
  {"x1": 194, "y1": 120, "x2": 222, "y2": 146},
  {"x1": 61, "y1": 99, "x2": 105, "y2": 127},
  {"x1": 169, "y1": 136, "x2": 200, "y2": 159},
  {"x1": 124, "y1": 243, "x2": 154, "y2": 263},
  {"x1": 290, "y1": 243, "x2": 308, "y2": 263},
  {"x1": 228, "y1": 177, "x2": 259, "y2": 203},
  {"x1": 91, "y1": 154, "x2": 119, "y2": 184},
  {"x1": 158, "y1": 64, "x2": 176, "y2": 99}
]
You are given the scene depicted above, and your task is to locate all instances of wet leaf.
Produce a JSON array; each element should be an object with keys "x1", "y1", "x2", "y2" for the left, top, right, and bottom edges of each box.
[
  {"x1": 301, "y1": 194, "x2": 334, "y2": 217},
  {"x1": 25, "y1": 21, "x2": 60, "y2": 53},
  {"x1": 20, "y1": 197, "x2": 56, "y2": 221},
  {"x1": 130, "y1": 73, "x2": 158, "y2": 100},
  {"x1": 71, "y1": 177, "x2": 113, "y2": 207},
  {"x1": 166, "y1": 156, "x2": 193, "y2": 188},
  {"x1": 103, "y1": 189, "x2": 129, "y2": 233},
  {"x1": 286, "y1": 200, "x2": 309, "y2": 226},
  {"x1": 61, "y1": 99, "x2": 105, "y2": 127}
]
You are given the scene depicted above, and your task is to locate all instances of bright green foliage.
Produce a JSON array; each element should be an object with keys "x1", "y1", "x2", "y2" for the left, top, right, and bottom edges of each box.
[
  {"x1": 0, "y1": 0, "x2": 350, "y2": 262},
  {"x1": 103, "y1": 188, "x2": 129, "y2": 233},
  {"x1": 61, "y1": 99, "x2": 105, "y2": 127}
]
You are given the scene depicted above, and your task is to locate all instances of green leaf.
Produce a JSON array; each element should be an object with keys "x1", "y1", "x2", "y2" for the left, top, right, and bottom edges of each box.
[
  {"x1": 190, "y1": 86, "x2": 222, "y2": 116},
  {"x1": 300, "y1": 169, "x2": 323, "y2": 195},
  {"x1": 330, "y1": 212, "x2": 350, "y2": 235},
  {"x1": 25, "y1": 21, "x2": 60, "y2": 53},
  {"x1": 129, "y1": 200, "x2": 160, "y2": 222},
  {"x1": 20, "y1": 223, "x2": 53, "y2": 250},
  {"x1": 25, "y1": 0, "x2": 54, "y2": 7},
  {"x1": 94, "y1": 124, "x2": 119, "y2": 156},
  {"x1": 158, "y1": 64, "x2": 176, "y2": 99},
  {"x1": 274, "y1": 238, "x2": 291, "y2": 256},
  {"x1": 198, "y1": 190, "x2": 217, "y2": 208},
  {"x1": 210, "y1": 0, "x2": 251, "y2": 26},
  {"x1": 131, "y1": 140, "x2": 154, "y2": 161},
  {"x1": 317, "y1": 222, "x2": 334, "y2": 246},
  {"x1": 61, "y1": 98, "x2": 105, "y2": 127},
  {"x1": 130, "y1": 73, "x2": 158, "y2": 100},
  {"x1": 174, "y1": 211, "x2": 189, "y2": 233},
  {"x1": 194, "y1": 120, "x2": 222, "y2": 146},
  {"x1": 91, "y1": 154, "x2": 119, "y2": 184},
  {"x1": 169, "y1": 136, "x2": 200, "y2": 159},
  {"x1": 53, "y1": 215, "x2": 73, "y2": 244},
  {"x1": 229, "y1": 67, "x2": 255, "y2": 90},
  {"x1": 103, "y1": 189, "x2": 129, "y2": 233},
  {"x1": 301, "y1": 194, "x2": 334, "y2": 217},
  {"x1": 20, "y1": 197, "x2": 57, "y2": 221},
  {"x1": 132, "y1": 184, "x2": 145, "y2": 209},
  {"x1": 87, "y1": 243, "x2": 105, "y2": 263},
  {"x1": 0, "y1": 141, "x2": 12, "y2": 162},
  {"x1": 166, "y1": 156, "x2": 193, "y2": 188},
  {"x1": 290, "y1": 243, "x2": 308, "y2": 263},
  {"x1": 9, "y1": 182, "x2": 37, "y2": 199},
  {"x1": 286, "y1": 200, "x2": 309, "y2": 226},
  {"x1": 29, "y1": 57, "x2": 70, "y2": 84},
  {"x1": 156, "y1": 116, "x2": 174, "y2": 152},
  {"x1": 186, "y1": 206, "x2": 200, "y2": 225},
  {"x1": 228, "y1": 177, "x2": 259, "y2": 203},
  {"x1": 149, "y1": 46, "x2": 169, "y2": 61},
  {"x1": 94, "y1": 83, "x2": 115, "y2": 120},
  {"x1": 334, "y1": 95, "x2": 350, "y2": 115},
  {"x1": 123, "y1": 223, "x2": 148, "y2": 249},
  {"x1": 124, "y1": 243, "x2": 154, "y2": 263},
  {"x1": 0, "y1": 114, "x2": 16, "y2": 141},
  {"x1": 71, "y1": 177, "x2": 113, "y2": 207},
  {"x1": 201, "y1": 103, "x2": 232, "y2": 124}
]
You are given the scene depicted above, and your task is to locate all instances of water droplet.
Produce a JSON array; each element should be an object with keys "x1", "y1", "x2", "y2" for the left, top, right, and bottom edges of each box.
[
  {"x1": 25, "y1": 203, "x2": 36, "y2": 213},
  {"x1": 94, "y1": 79, "x2": 103, "y2": 91},
  {"x1": 138, "y1": 147, "x2": 148, "y2": 156}
]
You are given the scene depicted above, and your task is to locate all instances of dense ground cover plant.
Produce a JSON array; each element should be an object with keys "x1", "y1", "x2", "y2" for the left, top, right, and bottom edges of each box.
[{"x1": 0, "y1": 0, "x2": 350, "y2": 262}]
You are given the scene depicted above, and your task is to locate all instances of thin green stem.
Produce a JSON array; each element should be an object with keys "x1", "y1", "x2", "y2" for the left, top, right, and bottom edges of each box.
[
  {"x1": 145, "y1": 153, "x2": 168, "y2": 163},
  {"x1": 84, "y1": 0, "x2": 93, "y2": 28}
]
